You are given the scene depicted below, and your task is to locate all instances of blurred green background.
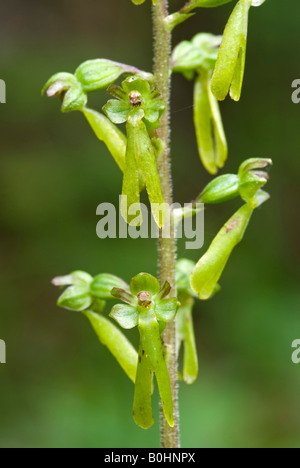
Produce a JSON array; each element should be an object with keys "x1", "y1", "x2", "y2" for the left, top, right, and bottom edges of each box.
[{"x1": 0, "y1": 0, "x2": 300, "y2": 448}]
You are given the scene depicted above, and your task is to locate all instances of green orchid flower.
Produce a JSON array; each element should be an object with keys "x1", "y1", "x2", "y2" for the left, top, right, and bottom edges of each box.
[
  {"x1": 110, "y1": 273, "x2": 179, "y2": 429},
  {"x1": 211, "y1": 0, "x2": 267, "y2": 101},
  {"x1": 103, "y1": 76, "x2": 166, "y2": 227},
  {"x1": 171, "y1": 34, "x2": 228, "y2": 174},
  {"x1": 42, "y1": 60, "x2": 153, "y2": 174},
  {"x1": 52, "y1": 271, "x2": 138, "y2": 383},
  {"x1": 198, "y1": 158, "x2": 272, "y2": 207}
]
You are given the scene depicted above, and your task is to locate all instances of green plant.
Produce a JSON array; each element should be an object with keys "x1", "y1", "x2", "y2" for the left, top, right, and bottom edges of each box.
[{"x1": 44, "y1": 0, "x2": 270, "y2": 448}]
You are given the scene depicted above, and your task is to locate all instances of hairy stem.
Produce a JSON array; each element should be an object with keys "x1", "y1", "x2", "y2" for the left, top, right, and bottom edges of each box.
[{"x1": 153, "y1": 0, "x2": 180, "y2": 448}]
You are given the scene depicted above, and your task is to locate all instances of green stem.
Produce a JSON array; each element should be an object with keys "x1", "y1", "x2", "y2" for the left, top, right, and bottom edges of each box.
[{"x1": 153, "y1": 0, "x2": 180, "y2": 448}]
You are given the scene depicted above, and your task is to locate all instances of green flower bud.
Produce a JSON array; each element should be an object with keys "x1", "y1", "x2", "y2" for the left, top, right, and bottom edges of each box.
[{"x1": 42, "y1": 73, "x2": 87, "y2": 113}]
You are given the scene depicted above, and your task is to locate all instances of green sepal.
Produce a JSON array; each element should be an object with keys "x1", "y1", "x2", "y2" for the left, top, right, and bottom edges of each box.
[
  {"x1": 52, "y1": 270, "x2": 93, "y2": 287},
  {"x1": 57, "y1": 285, "x2": 92, "y2": 312},
  {"x1": 84, "y1": 311, "x2": 138, "y2": 383},
  {"x1": 130, "y1": 273, "x2": 160, "y2": 297},
  {"x1": 194, "y1": 72, "x2": 228, "y2": 174},
  {"x1": 211, "y1": 0, "x2": 252, "y2": 101},
  {"x1": 75, "y1": 59, "x2": 132, "y2": 92},
  {"x1": 90, "y1": 274, "x2": 129, "y2": 300},
  {"x1": 82, "y1": 108, "x2": 127, "y2": 172},
  {"x1": 110, "y1": 304, "x2": 139, "y2": 329}
]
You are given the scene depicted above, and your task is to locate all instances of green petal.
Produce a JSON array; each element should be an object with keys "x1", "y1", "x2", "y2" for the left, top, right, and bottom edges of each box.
[
  {"x1": 130, "y1": 273, "x2": 160, "y2": 296},
  {"x1": 110, "y1": 304, "x2": 139, "y2": 329},
  {"x1": 57, "y1": 286, "x2": 92, "y2": 312},
  {"x1": 90, "y1": 274, "x2": 129, "y2": 300},
  {"x1": 84, "y1": 311, "x2": 138, "y2": 383},
  {"x1": 75, "y1": 59, "x2": 128, "y2": 92},
  {"x1": 122, "y1": 76, "x2": 151, "y2": 96}
]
